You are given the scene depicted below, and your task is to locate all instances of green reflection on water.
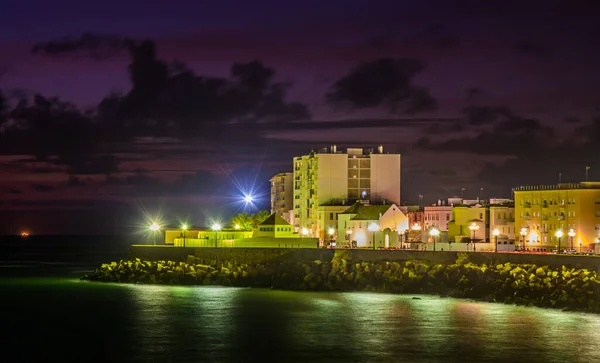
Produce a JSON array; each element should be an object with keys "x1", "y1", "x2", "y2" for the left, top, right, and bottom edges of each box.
[{"x1": 4, "y1": 278, "x2": 600, "y2": 362}]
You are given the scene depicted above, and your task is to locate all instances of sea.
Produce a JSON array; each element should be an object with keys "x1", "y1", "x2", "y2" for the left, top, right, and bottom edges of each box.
[{"x1": 2, "y1": 235, "x2": 600, "y2": 363}]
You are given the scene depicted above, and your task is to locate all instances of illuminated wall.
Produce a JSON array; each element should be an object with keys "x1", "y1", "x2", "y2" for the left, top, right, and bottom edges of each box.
[
  {"x1": 270, "y1": 172, "x2": 294, "y2": 223},
  {"x1": 514, "y1": 182, "x2": 600, "y2": 250},
  {"x1": 292, "y1": 146, "x2": 402, "y2": 241},
  {"x1": 370, "y1": 154, "x2": 401, "y2": 205}
]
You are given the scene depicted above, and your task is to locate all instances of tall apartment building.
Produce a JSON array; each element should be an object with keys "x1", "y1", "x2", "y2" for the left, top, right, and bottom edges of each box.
[
  {"x1": 293, "y1": 145, "x2": 401, "y2": 239},
  {"x1": 514, "y1": 182, "x2": 600, "y2": 251},
  {"x1": 270, "y1": 172, "x2": 294, "y2": 224}
]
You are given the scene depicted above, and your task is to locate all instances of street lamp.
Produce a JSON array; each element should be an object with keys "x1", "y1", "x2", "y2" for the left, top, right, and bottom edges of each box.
[
  {"x1": 429, "y1": 227, "x2": 440, "y2": 252},
  {"x1": 492, "y1": 228, "x2": 500, "y2": 253},
  {"x1": 181, "y1": 223, "x2": 188, "y2": 247},
  {"x1": 520, "y1": 228, "x2": 527, "y2": 251},
  {"x1": 328, "y1": 227, "x2": 335, "y2": 247},
  {"x1": 235, "y1": 224, "x2": 241, "y2": 230},
  {"x1": 368, "y1": 222, "x2": 379, "y2": 250},
  {"x1": 555, "y1": 229, "x2": 563, "y2": 253},
  {"x1": 469, "y1": 223, "x2": 479, "y2": 252},
  {"x1": 212, "y1": 223, "x2": 222, "y2": 248},
  {"x1": 568, "y1": 229, "x2": 576, "y2": 251},
  {"x1": 150, "y1": 222, "x2": 160, "y2": 245},
  {"x1": 411, "y1": 223, "x2": 422, "y2": 249}
]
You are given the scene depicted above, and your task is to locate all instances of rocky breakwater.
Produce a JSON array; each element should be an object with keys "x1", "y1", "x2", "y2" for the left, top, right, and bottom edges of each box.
[{"x1": 82, "y1": 251, "x2": 600, "y2": 313}]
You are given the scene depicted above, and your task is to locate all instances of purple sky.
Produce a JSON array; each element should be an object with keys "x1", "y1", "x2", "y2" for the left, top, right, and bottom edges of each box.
[{"x1": 1, "y1": 0, "x2": 600, "y2": 234}]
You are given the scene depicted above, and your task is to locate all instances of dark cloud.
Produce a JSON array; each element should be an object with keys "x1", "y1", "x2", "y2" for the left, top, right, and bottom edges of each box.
[
  {"x1": 564, "y1": 116, "x2": 581, "y2": 124},
  {"x1": 516, "y1": 41, "x2": 550, "y2": 56},
  {"x1": 30, "y1": 184, "x2": 56, "y2": 192},
  {"x1": 31, "y1": 33, "x2": 134, "y2": 59},
  {"x1": 463, "y1": 106, "x2": 514, "y2": 125},
  {"x1": 326, "y1": 58, "x2": 436, "y2": 114},
  {"x1": 67, "y1": 176, "x2": 87, "y2": 186},
  {"x1": 416, "y1": 108, "x2": 554, "y2": 156}
]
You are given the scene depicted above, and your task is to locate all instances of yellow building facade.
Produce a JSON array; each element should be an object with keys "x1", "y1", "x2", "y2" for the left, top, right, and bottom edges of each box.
[
  {"x1": 514, "y1": 182, "x2": 600, "y2": 251},
  {"x1": 447, "y1": 205, "x2": 488, "y2": 243}
]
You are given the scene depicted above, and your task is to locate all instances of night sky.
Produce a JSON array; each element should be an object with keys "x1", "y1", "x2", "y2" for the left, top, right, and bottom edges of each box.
[{"x1": 1, "y1": 0, "x2": 600, "y2": 234}]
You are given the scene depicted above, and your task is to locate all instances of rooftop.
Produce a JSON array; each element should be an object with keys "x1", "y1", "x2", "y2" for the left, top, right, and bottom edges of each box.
[
  {"x1": 513, "y1": 182, "x2": 600, "y2": 191},
  {"x1": 341, "y1": 202, "x2": 394, "y2": 220},
  {"x1": 259, "y1": 213, "x2": 291, "y2": 226}
]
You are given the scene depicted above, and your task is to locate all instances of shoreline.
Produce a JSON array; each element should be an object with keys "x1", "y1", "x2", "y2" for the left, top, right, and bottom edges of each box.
[{"x1": 82, "y1": 251, "x2": 600, "y2": 314}]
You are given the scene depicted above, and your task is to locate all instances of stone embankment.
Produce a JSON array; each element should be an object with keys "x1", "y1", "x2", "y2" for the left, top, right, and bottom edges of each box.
[{"x1": 83, "y1": 250, "x2": 600, "y2": 313}]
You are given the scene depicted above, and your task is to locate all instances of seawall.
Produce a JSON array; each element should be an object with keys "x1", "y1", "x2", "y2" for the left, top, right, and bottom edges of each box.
[
  {"x1": 84, "y1": 250, "x2": 600, "y2": 313},
  {"x1": 130, "y1": 245, "x2": 600, "y2": 271}
]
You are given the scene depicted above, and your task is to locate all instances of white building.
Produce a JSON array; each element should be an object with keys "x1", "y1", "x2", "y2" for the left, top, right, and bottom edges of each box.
[
  {"x1": 293, "y1": 145, "x2": 401, "y2": 240},
  {"x1": 336, "y1": 202, "x2": 409, "y2": 248},
  {"x1": 270, "y1": 172, "x2": 294, "y2": 224}
]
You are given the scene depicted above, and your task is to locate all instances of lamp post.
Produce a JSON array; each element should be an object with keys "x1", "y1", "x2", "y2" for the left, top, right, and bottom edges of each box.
[
  {"x1": 368, "y1": 222, "x2": 379, "y2": 250},
  {"x1": 429, "y1": 227, "x2": 440, "y2": 252},
  {"x1": 150, "y1": 222, "x2": 160, "y2": 245},
  {"x1": 492, "y1": 228, "x2": 500, "y2": 253},
  {"x1": 181, "y1": 223, "x2": 188, "y2": 247},
  {"x1": 555, "y1": 229, "x2": 563, "y2": 254},
  {"x1": 346, "y1": 230, "x2": 352, "y2": 248},
  {"x1": 212, "y1": 223, "x2": 222, "y2": 248},
  {"x1": 520, "y1": 228, "x2": 527, "y2": 251},
  {"x1": 568, "y1": 229, "x2": 576, "y2": 252},
  {"x1": 328, "y1": 227, "x2": 335, "y2": 248},
  {"x1": 411, "y1": 223, "x2": 422, "y2": 250},
  {"x1": 469, "y1": 223, "x2": 479, "y2": 252}
]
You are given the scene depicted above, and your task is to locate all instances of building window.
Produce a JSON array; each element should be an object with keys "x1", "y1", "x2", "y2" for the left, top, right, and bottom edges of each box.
[{"x1": 330, "y1": 212, "x2": 333, "y2": 219}]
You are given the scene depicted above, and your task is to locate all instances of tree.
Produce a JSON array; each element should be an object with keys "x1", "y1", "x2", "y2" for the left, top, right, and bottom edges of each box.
[
  {"x1": 231, "y1": 212, "x2": 253, "y2": 230},
  {"x1": 250, "y1": 210, "x2": 271, "y2": 228}
]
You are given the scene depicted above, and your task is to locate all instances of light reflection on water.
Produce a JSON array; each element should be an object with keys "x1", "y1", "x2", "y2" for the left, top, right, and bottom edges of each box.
[{"x1": 4, "y1": 278, "x2": 600, "y2": 362}]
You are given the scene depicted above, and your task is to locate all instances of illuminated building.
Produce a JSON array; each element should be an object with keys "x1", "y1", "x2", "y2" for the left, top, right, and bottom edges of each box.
[
  {"x1": 447, "y1": 202, "x2": 488, "y2": 243},
  {"x1": 164, "y1": 214, "x2": 317, "y2": 248},
  {"x1": 336, "y1": 202, "x2": 408, "y2": 248},
  {"x1": 489, "y1": 203, "x2": 515, "y2": 246},
  {"x1": 270, "y1": 172, "x2": 294, "y2": 224},
  {"x1": 424, "y1": 200, "x2": 453, "y2": 231},
  {"x1": 513, "y1": 182, "x2": 600, "y2": 251},
  {"x1": 292, "y1": 145, "x2": 401, "y2": 240}
]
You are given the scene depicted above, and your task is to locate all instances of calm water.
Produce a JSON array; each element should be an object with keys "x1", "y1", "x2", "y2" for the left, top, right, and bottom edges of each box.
[{"x1": 2, "y1": 236, "x2": 600, "y2": 362}]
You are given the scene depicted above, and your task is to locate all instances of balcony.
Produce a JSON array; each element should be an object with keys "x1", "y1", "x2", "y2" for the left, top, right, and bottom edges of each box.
[{"x1": 558, "y1": 215, "x2": 565, "y2": 220}]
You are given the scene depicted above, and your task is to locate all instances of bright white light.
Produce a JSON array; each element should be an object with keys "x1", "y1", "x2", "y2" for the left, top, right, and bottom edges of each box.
[
  {"x1": 429, "y1": 228, "x2": 440, "y2": 237},
  {"x1": 301, "y1": 228, "x2": 309, "y2": 236},
  {"x1": 244, "y1": 194, "x2": 254, "y2": 204},
  {"x1": 328, "y1": 227, "x2": 335, "y2": 236},
  {"x1": 469, "y1": 223, "x2": 479, "y2": 231},
  {"x1": 150, "y1": 222, "x2": 160, "y2": 232},
  {"x1": 212, "y1": 223, "x2": 222, "y2": 231},
  {"x1": 568, "y1": 229, "x2": 576, "y2": 237},
  {"x1": 492, "y1": 228, "x2": 500, "y2": 237},
  {"x1": 555, "y1": 230, "x2": 563, "y2": 238},
  {"x1": 411, "y1": 223, "x2": 421, "y2": 231},
  {"x1": 368, "y1": 223, "x2": 379, "y2": 232},
  {"x1": 235, "y1": 224, "x2": 241, "y2": 230},
  {"x1": 181, "y1": 223, "x2": 188, "y2": 230}
]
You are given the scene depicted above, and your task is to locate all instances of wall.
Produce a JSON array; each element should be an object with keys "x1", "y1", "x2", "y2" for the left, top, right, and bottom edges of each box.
[
  {"x1": 317, "y1": 154, "x2": 349, "y2": 205},
  {"x1": 370, "y1": 154, "x2": 401, "y2": 204},
  {"x1": 130, "y1": 245, "x2": 600, "y2": 271}
]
